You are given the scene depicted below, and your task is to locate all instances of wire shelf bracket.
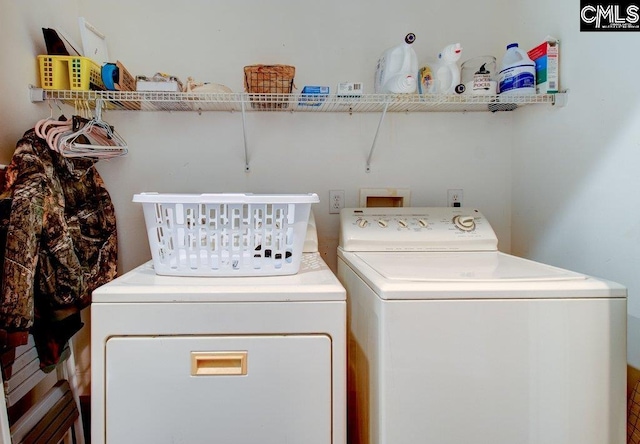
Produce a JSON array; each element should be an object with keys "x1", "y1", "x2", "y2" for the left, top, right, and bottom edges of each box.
[
  {"x1": 241, "y1": 100, "x2": 250, "y2": 173},
  {"x1": 366, "y1": 101, "x2": 390, "y2": 173}
]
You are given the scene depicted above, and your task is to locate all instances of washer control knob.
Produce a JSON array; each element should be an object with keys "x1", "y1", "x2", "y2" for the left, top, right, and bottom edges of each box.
[
  {"x1": 417, "y1": 219, "x2": 428, "y2": 228},
  {"x1": 378, "y1": 219, "x2": 389, "y2": 228},
  {"x1": 357, "y1": 218, "x2": 369, "y2": 228},
  {"x1": 398, "y1": 219, "x2": 408, "y2": 228},
  {"x1": 453, "y1": 215, "x2": 476, "y2": 231}
]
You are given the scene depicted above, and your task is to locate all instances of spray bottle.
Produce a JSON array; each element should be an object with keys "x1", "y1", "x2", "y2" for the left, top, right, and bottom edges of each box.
[{"x1": 418, "y1": 43, "x2": 464, "y2": 94}]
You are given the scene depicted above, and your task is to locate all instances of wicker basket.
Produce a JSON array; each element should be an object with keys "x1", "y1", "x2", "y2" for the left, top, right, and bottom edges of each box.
[{"x1": 244, "y1": 65, "x2": 295, "y2": 109}]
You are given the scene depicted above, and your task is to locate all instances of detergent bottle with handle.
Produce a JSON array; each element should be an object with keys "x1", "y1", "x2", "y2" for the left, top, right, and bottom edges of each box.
[
  {"x1": 375, "y1": 33, "x2": 418, "y2": 94},
  {"x1": 497, "y1": 43, "x2": 536, "y2": 95},
  {"x1": 418, "y1": 43, "x2": 464, "y2": 94}
]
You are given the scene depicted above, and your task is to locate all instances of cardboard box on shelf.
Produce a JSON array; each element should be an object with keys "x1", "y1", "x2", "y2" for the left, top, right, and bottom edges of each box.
[
  {"x1": 136, "y1": 78, "x2": 181, "y2": 92},
  {"x1": 298, "y1": 86, "x2": 329, "y2": 106},
  {"x1": 527, "y1": 37, "x2": 559, "y2": 94},
  {"x1": 337, "y1": 82, "x2": 363, "y2": 97}
]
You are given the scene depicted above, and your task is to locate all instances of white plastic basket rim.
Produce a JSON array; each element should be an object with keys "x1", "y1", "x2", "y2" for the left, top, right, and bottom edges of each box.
[{"x1": 133, "y1": 192, "x2": 319, "y2": 204}]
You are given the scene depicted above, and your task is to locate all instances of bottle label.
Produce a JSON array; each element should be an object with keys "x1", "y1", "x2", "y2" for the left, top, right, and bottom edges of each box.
[
  {"x1": 471, "y1": 62, "x2": 492, "y2": 92},
  {"x1": 418, "y1": 66, "x2": 435, "y2": 94},
  {"x1": 498, "y1": 64, "x2": 535, "y2": 93},
  {"x1": 472, "y1": 73, "x2": 492, "y2": 92}
]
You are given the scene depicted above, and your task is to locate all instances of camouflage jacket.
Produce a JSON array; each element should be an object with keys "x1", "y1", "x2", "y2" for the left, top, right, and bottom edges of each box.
[{"x1": 0, "y1": 129, "x2": 117, "y2": 366}]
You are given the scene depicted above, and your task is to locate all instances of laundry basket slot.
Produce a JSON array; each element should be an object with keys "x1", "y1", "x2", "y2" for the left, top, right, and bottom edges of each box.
[{"x1": 134, "y1": 193, "x2": 318, "y2": 276}]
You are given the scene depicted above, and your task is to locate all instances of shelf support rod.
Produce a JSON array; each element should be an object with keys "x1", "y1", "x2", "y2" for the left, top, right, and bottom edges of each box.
[
  {"x1": 366, "y1": 101, "x2": 389, "y2": 173},
  {"x1": 95, "y1": 98, "x2": 104, "y2": 120},
  {"x1": 241, "y1": 100, "x2": 250, "y2": 172}
]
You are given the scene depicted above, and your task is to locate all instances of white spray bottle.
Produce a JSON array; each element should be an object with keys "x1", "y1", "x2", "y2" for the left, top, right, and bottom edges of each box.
[
  {"x1": 418, "y1": 43, "x2": 464, "y2": 94},
  {"x1": 375, "y1": 33, "x2": 418, "y2": 94}
]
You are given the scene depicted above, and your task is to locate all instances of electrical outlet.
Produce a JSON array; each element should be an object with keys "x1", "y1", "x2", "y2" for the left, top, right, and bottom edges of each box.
[
  {"x1": 329, "y1": 190, "x2": 345, "y2": 214},
  {"x1": 447, "y1": 189, "x2": 463, "y2": 207}
]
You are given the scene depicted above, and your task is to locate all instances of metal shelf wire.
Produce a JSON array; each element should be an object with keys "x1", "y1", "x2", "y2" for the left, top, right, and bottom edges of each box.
[
  {"x1": 30, "y1": 88, "x2": 566, "y2": 172},
  {"x1": 37, "y1": 90, "x2": 563, "y2": 113}
]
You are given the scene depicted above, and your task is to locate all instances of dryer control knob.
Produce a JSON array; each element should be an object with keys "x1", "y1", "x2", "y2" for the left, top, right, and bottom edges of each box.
[
  {"x1": 417, "y1": 219, "x2": 429, "y2": 228},
  {"x1": 378, "y1": 219, "x2": 389, "y2": 228},
  {"x1": 453, "y1": 215, "x2": 476, "y2": 231},
  {"x1": 357, "y1": 218, "x2": 369, "y2": 228},
  {"x1": 398, "y1": 219, "x2": 408, "y2": 228}
]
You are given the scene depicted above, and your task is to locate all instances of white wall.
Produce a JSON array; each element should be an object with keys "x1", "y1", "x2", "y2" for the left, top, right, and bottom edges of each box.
[
  {"x1": 74, "y1": 0, "x2": 517, "y2": 272},
  {"x1": 511, "y1": 2, "x2": 640, "y2": 367},
  {"x1": 0, "y1": 0, "x2": 79, "y2": 152},
  {"x1": 0, "y1": 0, "x2": 517, "y2": 394},
  {"x1": 8, "y1": 0, "x2": 636, "y2": 395}
]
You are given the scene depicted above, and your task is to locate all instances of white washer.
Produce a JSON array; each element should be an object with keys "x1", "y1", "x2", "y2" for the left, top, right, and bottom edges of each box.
[
  {"x1": 91, "y1": 215, "x2": 346, "y2": 444},
  {"x1": 337, "y1": 207, "x2": 627, "y2": 444}
]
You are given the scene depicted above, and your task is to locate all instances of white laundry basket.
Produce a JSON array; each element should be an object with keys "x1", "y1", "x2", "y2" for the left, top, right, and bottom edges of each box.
[{"x1": 133, "y1": 193, "x2": 319, "y2": 276}]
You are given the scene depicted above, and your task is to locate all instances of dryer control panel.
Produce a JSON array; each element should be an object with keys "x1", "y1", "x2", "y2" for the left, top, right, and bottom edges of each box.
[{"x1": 338, "y1": 207, "x2": 498, "y2": 252}]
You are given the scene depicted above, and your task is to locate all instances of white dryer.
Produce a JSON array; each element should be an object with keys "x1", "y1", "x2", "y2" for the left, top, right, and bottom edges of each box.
[
  {"x1": 337, "y1": 207, "x2": 627, "y2": 444},
  {"x1": 91, "y1": 214, "x2": 346, "y2": 444}
]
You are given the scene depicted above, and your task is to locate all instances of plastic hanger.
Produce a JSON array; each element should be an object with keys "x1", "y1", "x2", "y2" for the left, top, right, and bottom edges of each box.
[
  {"x1": 35, "y1": 101, "x2": 70, "y2": 142},
  {"x1": 57, "y1": 100, "x2": 128, "y2": 159}
]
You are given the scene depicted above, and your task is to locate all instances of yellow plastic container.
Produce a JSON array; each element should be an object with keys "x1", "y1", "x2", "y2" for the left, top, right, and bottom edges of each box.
[{"x1": 38, "y1": 55, "x2": 104, "y2": 91}]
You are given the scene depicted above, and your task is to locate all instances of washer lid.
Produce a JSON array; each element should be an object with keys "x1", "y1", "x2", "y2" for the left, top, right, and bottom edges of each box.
[
  {"x1": 357, "y1": 251, "x2": 586, "y2": 282},
  {"x1": 339, "y1": 250, "x2": 627, "y2": 299}
]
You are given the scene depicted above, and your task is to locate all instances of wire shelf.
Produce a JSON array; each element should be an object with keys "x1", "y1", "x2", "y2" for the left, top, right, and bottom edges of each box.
[
  {"x1": 30, "y1": 88, "x2": 566, "y2": 172},
  {"x1": 40, "y1": 90, "x2": 561, "y2": 113}
]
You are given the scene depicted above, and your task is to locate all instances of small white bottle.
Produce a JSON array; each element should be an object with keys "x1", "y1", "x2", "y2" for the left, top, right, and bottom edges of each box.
[
  {"x1": 497, "y1": 43, "x2": 536, "y2": 95},
  {"x1": 418, "y1": 43, "x2": 464, "y2": 94}
]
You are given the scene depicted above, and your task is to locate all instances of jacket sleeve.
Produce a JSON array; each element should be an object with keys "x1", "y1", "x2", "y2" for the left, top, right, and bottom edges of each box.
[
  {"x1": 36, "y1": 189, "x2": 86, "y2": 310},
  {"x1": 0, "y1": 143, "x2": 47, "y2": 334}
]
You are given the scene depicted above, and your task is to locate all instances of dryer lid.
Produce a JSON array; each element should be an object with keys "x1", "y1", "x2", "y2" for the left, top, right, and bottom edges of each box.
[
  {"x1": 93, "y1": 253, "x2": 345, "y2": 303},
  {"x1": 353, "y1": 251, "x2": 587, "y2": 282}
]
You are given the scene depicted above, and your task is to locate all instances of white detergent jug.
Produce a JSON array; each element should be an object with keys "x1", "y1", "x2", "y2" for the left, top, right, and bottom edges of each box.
[
  {"x1": 418, "y1": 43, "x2": 464, "y2": 94},
  {"x1": 497, "y1": 43, "x2": 536, "y2": 95},
  {"x1": 375, "y1": 33, "x2": 418, "y2": 94}
]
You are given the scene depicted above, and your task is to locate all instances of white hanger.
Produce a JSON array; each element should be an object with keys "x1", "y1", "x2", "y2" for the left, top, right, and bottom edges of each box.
[
  {"x1": 34, "y1": 100, "x2": 71, "y2": 145},
  {"x1": 57, "y1": 99, "x2": 128, "y2": 159}
]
